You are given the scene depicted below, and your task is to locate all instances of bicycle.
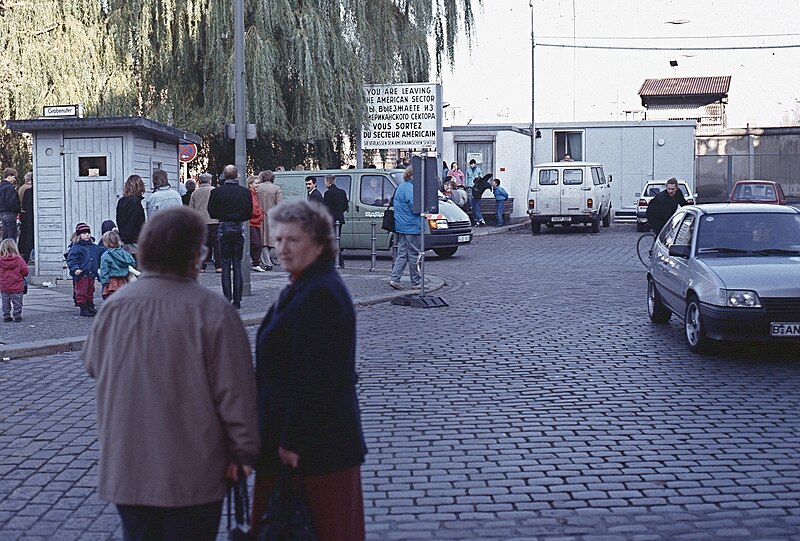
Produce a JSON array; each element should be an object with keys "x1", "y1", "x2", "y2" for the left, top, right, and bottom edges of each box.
[{"x1": 636, "y1": 231, "x2": 656, "y2": 267}]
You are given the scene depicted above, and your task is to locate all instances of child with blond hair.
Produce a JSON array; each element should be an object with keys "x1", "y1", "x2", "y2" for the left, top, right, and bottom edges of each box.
[
  {"x1": 0, "y1": 238, "x2": 29, "y2": 322},
  {"x1": 99, "y1": 230, "x2": 136, "y2": 299}
]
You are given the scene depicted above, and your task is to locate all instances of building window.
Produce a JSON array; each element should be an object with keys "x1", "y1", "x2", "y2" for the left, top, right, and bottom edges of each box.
[
  {"x1": 78, "y1": 156, "x2": 108, "y2": 177},
  {"x1": 554, "y1": 131, "x2": 584, "y2": 161}
]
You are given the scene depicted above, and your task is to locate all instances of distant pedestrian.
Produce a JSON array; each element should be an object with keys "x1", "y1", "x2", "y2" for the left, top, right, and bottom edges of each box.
[
  {"x1": 146, "y1": 169, "x2": 182, "y2": 217},
  {"x1": 0, "y1": 238, "x2": 28, "y2": 322},
  {"x1": 207, "y1": 165, "x2": 252, "y2": 309},
  {"x1": 465, "y1": 159, "x2": 483, "y2": 217},
  {"x1": 447, "y1": 161, "x2": 465, "y2": 188},
  {"x1": 116, "y1": 175, "x2": 146, "y2": 255},
  {"x1": 471, "y1": 173, "x2": 492, "y2": 226},
  {"x1": 256, "y1": 170, "x2": 283, "y2": 270},
  {"x1": 97, "y1": 220, "x2": 117, "y2": 247},
  {"x1": 182, "y1": 179, "x2": 196, "y2": 205},
  {"x1": 247, "y1": 175, "x2": 265, "y2": 272},
  {"x1": 491, "y1": 178, "x2": 509, "y2": 226},
  {"x1": 66, "y1": 222, "x2": 104, "y2": 317},
  {"x1": 306, "y1": 175, "x2": 324, "y2": 204},
  {"x1": 323, "y1": 174, "x2": 348, "y2": 267},
  {"x1": 189, "y1": 173, "x2": 221, "y2": 272},
  {"x1": 98, "y1": 230, "x2": 136, "y2": 299},
  {"x1": 17, "y1": 173, "x2": 34, "y2": 263},
  {"x1": 83, "y1": 207, "x2": 260, "y2": 541},
  {"x1": 0, "y1": 168, "x2": 20, "y2": 241},
  {"x1": 388, "y1": 166, "x2": 421, "y2": 290}
]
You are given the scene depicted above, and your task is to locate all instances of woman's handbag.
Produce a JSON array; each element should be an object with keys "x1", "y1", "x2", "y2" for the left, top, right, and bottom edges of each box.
[
  {"x1": 256, "y1": 469, "x2": 318, "y2": 541},
  {"x1": 227, "y1": 469, "x2": 251, "y2": 541},
  {"x1": 381, "y1": 196, "x2": 396, "y2": 233}
]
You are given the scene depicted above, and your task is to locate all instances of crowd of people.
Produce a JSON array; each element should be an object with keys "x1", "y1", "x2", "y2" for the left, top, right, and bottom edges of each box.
[{"x1": 441, "y1": 159, "x2": 509, "y2": 227}]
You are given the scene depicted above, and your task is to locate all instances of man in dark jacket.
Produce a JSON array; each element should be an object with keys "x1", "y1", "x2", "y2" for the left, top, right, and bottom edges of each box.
[
  {"x1": 646, "y1": 177, "x2": 687, "y2": 234},
  {"x1": 323, "y1": 174, "x2": 348, "y2": 267},
  {"x1": 207, "y1": 165, "x2": 252, "y2": 309},
  {"x1": 0, "y1": 168, "x2": 21, "y2": 240},
  {"x1": 305, "y1": 176, "x2": 324, "y2": 204}
]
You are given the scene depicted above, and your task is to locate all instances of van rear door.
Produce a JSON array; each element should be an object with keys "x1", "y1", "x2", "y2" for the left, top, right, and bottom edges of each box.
[{"x1": 561, "y1": 167, "x2": 585, "y2": 215}]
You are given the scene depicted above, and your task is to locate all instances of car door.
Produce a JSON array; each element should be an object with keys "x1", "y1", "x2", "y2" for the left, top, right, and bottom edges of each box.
[
  {"x1": 561, "y1": 167, "x2": 585, "y2": 215},
  {"x1": 351, "y1": 173, "x2": 395, "y2": 250},
  {"x1": 652, "y1": 210, "x2": 696, "y2": 312}
]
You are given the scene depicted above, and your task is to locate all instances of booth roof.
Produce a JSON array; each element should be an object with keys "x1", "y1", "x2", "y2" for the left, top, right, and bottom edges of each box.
[{"x1": 5, "y1": 116, "x2": 201, "y2": 144}]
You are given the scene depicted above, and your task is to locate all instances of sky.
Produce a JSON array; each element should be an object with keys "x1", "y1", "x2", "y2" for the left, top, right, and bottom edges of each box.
[{"x1": 437, "y1": 0, "x2": 800, "y2": 128}]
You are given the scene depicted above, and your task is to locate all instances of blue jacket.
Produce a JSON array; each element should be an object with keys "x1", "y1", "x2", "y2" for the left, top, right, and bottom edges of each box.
[
  {"x1": 393, "y1": 180, "x2": 421, "y2": 234},
  {"x1": 255, "y1": 259, "x2": 366, "y2": 475},
  {"x1": 67, "y1": 240, "x2": 104, "y2": 280},
  {"x1": 99, "y1": 247, "x2": 137, "y2": 284},
  {"x1": 494, "y1": 186, "x2": 509, "y2": 201}
]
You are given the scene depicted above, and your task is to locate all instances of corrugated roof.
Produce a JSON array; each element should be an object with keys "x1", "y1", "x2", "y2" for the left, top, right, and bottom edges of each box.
[{"x1": 638, "y1": 76, "x2": 731, "y2": 97}]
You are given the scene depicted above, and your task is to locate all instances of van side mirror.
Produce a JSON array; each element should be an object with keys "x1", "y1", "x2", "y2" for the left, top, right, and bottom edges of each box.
[
  {"x1": 669, "y1": 244, "x2": 691, "y2": 258},
  {"x1": 608, "y1": 175, "x2": 612, "y2": 183}
]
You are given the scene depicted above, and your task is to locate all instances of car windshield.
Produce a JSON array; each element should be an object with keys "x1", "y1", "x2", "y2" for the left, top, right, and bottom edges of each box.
[{"x1": 696, "y1": 212, "x2": 800, "y2": 256}]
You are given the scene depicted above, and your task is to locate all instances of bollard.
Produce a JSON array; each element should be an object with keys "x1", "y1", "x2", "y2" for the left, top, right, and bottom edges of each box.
[
  {"x1": 335, "y1": 221, "x2": 344, "y2": 269},
  {"x1": 370, "y1": 221, "x2": 377, "y2": 272}
]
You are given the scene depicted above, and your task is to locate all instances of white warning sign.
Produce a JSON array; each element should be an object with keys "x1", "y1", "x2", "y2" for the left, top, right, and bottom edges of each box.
[{"x1": 362, "y1": 83, "x2": 439, "y2": 149}]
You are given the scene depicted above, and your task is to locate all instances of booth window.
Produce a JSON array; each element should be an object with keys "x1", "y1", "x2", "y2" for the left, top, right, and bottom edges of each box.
[
  {"x1": 78, "y1": 156, "x2": 108, "y2": 178},
  {"x1": 554, "y1": 131, "x2": 584, "y2": 161}
]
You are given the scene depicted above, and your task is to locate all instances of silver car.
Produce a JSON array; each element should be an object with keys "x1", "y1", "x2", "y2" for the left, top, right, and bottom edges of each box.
[{"x1": 646, "y1": 203, "x2": 800, "y2": 352}]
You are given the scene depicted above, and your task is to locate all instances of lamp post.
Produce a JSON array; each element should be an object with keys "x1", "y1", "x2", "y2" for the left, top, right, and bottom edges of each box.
[
  {"x1": 530, "y1": 0, "x2": 536, "y2": 179},
  {"x1": 234, "y1": 0, "x2": 250, "y2": 295}
]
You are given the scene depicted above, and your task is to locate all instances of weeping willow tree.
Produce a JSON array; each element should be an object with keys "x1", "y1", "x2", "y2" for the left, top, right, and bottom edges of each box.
[{"x1": 1, "y1": 0, "x2": 479, "y2": 170}]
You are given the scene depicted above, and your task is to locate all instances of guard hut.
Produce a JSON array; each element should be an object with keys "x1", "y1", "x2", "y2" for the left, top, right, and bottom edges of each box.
[{"x1": 6, "y1": 115, "x2": 201, "y2": 278}]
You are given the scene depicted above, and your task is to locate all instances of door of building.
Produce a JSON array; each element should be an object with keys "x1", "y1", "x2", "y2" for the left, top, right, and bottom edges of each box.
[{"x1": 63, "y1": 137, "x2": 124, "y2": 249}]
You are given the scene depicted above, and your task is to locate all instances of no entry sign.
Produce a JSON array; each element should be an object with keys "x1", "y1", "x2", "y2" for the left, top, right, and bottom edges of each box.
[{"x1": 178, "y1": 143, "x2": 198, "y2": 163}]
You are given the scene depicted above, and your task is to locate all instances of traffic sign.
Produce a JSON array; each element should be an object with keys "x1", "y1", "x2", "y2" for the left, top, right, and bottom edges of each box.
[{"x1": 178, "y1": 143, "x2": 198, "y2": 163}]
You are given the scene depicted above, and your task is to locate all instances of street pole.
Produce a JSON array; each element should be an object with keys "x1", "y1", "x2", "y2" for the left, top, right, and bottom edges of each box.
[
  {"x1": 234, "y1": 0, "x2": 250, "y2": 295},
  {"x1": 530, "y1": 0, "x2": 536, "y2": 181}
]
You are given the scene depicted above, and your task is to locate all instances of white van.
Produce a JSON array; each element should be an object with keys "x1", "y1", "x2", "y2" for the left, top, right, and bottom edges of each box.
[{"x1": 527, "y1": 161, "x2": 612, "y2": 233}]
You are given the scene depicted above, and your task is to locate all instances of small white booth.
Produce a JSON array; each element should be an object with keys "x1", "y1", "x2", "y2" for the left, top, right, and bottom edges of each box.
[{"x1": 6, "y1": 116, "x2": 200, "y2": 277}]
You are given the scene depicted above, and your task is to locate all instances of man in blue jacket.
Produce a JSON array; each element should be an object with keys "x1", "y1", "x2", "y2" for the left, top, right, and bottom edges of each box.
[{"x1": 388, "y1": 167, "x2": 421, "y2": 290}]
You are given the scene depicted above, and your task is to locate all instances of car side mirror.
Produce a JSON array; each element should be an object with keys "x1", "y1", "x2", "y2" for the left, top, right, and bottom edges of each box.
[{"x1": 669, "y1": 244, "x2": 691, "y2": 258}]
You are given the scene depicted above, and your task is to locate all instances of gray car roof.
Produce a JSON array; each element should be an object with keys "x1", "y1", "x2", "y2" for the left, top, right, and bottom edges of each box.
[{"x1": 692, "y1": 203, "x2": 800, "y2": 214}]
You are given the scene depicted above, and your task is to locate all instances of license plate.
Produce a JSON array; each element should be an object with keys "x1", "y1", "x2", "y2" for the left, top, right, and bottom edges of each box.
[
  {"x1": 457, "y1": 235, "x2": 470, "y2": 243},
  {"x1": 552, "y1": 216, "x2": 571, "y2": 222},
  {"x1": 770, "y1": 322, "x2": 800, "y2": 336}
]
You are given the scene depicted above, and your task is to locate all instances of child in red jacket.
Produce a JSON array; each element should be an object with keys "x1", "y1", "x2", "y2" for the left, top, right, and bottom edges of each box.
[{"x1": 0, "y1": 238, "x2": 29, "y2": 322}]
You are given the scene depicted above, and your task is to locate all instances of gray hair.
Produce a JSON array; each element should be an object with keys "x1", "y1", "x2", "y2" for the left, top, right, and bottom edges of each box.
[
  {"x1": 198, "y1": 173, "x2": 212, "y2": 185},
  {"x1": 268, "y1": 200, "x2": 337, "y2": 263}
]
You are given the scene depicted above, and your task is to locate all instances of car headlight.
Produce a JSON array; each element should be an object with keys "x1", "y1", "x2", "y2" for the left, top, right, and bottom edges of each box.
[
  {"x1": 725, "y1": 290, "x2": 761, "y2": 308},
  {"x1": 429, "y1": 219, "x2": 448, "y2": 229}
]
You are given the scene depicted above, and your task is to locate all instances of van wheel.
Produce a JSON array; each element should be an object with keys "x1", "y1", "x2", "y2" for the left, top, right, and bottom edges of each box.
[
  {"x1": 602, "y1": 208, "x2": 611, "y2": 227},
  {"x1": 591, "y1": 216, "x2": 601, "y2": 233},
  {"x1": 530, "y1": 221, "x2": 541, "y2": 234},
  {"x1": 433, "y1": 247, "x2": 457, "y2": 258}
]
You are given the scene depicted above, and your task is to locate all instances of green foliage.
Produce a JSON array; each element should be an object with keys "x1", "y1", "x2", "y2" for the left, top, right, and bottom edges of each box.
[{"x1": 1, "y1": 0, "x2": 479, "y2": 168}]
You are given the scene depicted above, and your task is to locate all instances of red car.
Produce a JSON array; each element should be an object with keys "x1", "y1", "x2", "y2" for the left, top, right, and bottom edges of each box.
[{"x1": 729, "y1": 180, "x2": 787, "y2": 204}]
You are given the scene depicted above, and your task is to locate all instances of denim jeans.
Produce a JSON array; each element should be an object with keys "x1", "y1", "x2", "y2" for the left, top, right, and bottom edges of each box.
[
  {"x1": 495, "y1": 200, "x2": 505, "y2": 226},
  {"x1": 116, "y1": 500, "x2": 223, "y2": 541},
  {"x1": 472, "y1": 196, "x2": 484, "y2": 223},
  {"x1": 218, "y1": 222, "x2": 244, "y2": 305},
  {"x1": 390, "y1": 233, "x2": 421, "y2": 286},
  {"x1": 2, "y1": 292, "x2": 23, "y2": 319}
]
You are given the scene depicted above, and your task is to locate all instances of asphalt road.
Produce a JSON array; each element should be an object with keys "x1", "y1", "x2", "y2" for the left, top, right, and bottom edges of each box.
[{"x1": 1, "y1": 223, "x2": 799, "y2": 540}]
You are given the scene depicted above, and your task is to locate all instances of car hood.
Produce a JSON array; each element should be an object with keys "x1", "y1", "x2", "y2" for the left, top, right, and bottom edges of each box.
[{"x1": 701, "y1": 256, "x2": 800, "y2": 296}]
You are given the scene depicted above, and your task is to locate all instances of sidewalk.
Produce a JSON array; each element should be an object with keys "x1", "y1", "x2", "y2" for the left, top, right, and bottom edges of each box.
[{"x1": 0, "y1": 221, "x2": 523, "y2": 360}]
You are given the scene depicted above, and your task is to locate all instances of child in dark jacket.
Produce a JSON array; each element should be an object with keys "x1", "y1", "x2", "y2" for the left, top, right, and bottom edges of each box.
[
  {"x1": 99, "y1": 230, "x2": 136, "y2": 299},
  {"x1": 0, "y1": 239, "x2": 29, "y2": 322},
  {"x1": 66, "y1": 222, "x2": 104, "y2": 317}
]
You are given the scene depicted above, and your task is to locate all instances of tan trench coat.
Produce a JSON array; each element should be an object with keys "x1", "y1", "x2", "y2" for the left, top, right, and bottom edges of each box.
[
  {"x1": 83, "y1": 273, "x2": 260, "y2": 507},
  {"x1": 255, "y1": 181, "x2": 283, "y2": 247}
]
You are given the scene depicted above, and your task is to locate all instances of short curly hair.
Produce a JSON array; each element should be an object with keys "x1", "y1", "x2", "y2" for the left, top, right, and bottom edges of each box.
[{"x1": 268, "y1": 200, "x2": 337, "y2": 263}]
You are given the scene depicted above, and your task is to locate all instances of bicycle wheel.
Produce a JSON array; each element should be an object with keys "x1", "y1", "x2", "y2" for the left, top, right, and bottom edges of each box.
[{"x1": 637, "y1": 233, "x2": 655, "y2": 267}]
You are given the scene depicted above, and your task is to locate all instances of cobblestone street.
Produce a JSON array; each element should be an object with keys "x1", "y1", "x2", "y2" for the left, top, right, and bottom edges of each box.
[{"x1": 1, "y1": 224, "x2": 799, "y2": 540}]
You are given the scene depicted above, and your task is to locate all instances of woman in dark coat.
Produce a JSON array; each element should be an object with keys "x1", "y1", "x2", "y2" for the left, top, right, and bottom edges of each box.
[
  {"x1": 17, "y1": 176, "x2": 34, "y2": 263},
  {"x1": 115, "y1": 175, "x2": 146, "y2": 253},
  {"x1": 252, "y1": 199, "x2": 366, "y2": 541}
]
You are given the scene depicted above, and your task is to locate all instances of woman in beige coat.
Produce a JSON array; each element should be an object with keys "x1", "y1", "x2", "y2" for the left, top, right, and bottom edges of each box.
[
  {"x1": 83, "y1": 206, "x2": 260, "y2": 541},
  {"x1": 255, "y1": 170, "x2": 283, "y2": 269}
]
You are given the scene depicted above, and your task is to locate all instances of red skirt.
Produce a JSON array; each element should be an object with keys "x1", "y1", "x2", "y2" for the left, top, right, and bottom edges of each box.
[
  {"x1": 101, "y1": 276, "x2": 129, "y2": 299},
  {"x1": 251, "y1": 466, "x2": 364, "y2": 541}
]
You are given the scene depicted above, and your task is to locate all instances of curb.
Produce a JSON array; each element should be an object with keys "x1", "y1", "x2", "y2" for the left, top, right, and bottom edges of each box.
[{"x1": 0, "y1": 274, "x2": 446, "y2": 361}]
